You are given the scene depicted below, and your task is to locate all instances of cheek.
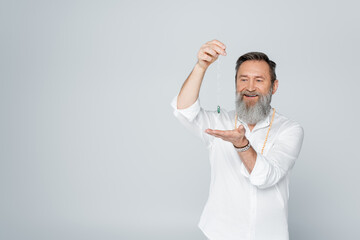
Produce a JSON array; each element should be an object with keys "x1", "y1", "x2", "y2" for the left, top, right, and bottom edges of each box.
[
  {"x1": 236, "y1": 83, "x2": 246, "y2": 92},
  {"x1": 258, "y1": 84, "x2": 272, "y2": 94}
]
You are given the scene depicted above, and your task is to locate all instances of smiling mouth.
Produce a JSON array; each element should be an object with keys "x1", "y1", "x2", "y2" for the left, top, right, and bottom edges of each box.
[{"x1": 244, "y1": 94, "x2": 258, "y2": 98}]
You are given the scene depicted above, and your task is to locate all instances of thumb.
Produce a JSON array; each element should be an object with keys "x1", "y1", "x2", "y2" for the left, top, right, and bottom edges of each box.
[{"x1": 237, "y1": 125, "x2": 244, "y2": 132}]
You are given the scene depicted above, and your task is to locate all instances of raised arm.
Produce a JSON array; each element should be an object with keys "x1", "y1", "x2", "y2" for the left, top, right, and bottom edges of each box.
[{"x1": 177, "y1": 39, "x2": 227, "y2": 109}]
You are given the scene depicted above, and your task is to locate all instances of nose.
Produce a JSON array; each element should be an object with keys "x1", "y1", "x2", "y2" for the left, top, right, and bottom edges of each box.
[{"x1": 247, "y1": 79, "x2": 255, "y2": 92}]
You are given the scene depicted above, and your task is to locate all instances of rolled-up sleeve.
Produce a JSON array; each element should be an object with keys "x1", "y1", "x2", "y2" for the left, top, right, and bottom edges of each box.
[
  {"x1": 245, "y1": 123, "x2": 304, "y2": 189},
  {"x1": 170, "y1": 94, "x2": 217, "y2": 148}
]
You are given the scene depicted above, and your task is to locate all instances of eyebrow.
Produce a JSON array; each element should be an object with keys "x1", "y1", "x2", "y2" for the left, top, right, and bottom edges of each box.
[{"x1": 238, "y1": 75, "x2": 265, "y2": 79}]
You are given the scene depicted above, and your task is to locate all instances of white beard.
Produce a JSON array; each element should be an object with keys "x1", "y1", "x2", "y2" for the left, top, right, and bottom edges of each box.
[{"x1": 235, "y1": 88, "x2": 272, "y2": 125}]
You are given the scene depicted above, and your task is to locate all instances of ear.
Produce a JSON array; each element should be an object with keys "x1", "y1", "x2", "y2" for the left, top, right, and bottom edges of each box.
[{"x1": 272, "y1": 79, "x2": 279, "y2": 95}]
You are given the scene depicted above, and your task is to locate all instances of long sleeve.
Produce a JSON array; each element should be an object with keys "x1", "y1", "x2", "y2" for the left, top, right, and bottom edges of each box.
[
  {"x1": 170, "y1": 94, "x2": 217, "y2": 149},
  {"x1": 243, "y1": 123, "x2": 304, "y2": 189}
]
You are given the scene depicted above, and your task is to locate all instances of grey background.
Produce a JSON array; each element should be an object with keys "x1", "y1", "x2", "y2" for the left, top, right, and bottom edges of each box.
[{"x1": 1, "y1": 0, "x2": 359, "y2": 239}]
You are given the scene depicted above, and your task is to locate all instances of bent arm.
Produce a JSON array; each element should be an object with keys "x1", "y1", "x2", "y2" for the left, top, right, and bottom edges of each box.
[
  {"x1": 240, "y1": 124, "x2": 304, "y2": 189},
  {"x1": 177, "y1": 39, "x2": 226, "y2": 109}
]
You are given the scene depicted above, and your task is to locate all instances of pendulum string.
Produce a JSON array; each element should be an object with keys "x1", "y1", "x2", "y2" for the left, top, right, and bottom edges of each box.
[{"x1": 216, "y1": 56, "x2": 221, "y2": 114}]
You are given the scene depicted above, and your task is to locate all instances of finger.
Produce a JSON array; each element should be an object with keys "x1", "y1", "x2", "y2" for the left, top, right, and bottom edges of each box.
[
  {"x1": 199, "y1": 52, "x2": 213, "y2": 62},
  {"x1": 237, "y1": 125, "x2": 246, "y2": 134},
  {"x1": 210, "y1": 130, "x2": 233, "y2": 139},
  {"x1": 205, "y1": 129, "x2": 223, "y2": 138},
  {"x1": 206, "y1": 129, "x2": 237, "y2": 137},
  {"x1": 205, "y1": 129, "x2": 217, "y2": 135},
  {"x1": 203, "y1": 47, "x2": 219, "y2": 58},
  {"x1": 211, "y1": 133, "x2": 226, "y2": 140},
  {"x1": 209, "y1": 129, "x2": 225, "y2": 135},
  {"x1": 206, "y1": 131, "x2": 236, "y2": 143},
  {"x1": 208, "y1": 39, "x2": 226, "y2": 50},
  {"x1": 200, "y1": 46, "x2": 221, "y2": 62},
  {"x1": 206, "y1": 44, "x2": 226, "y2": 56}
]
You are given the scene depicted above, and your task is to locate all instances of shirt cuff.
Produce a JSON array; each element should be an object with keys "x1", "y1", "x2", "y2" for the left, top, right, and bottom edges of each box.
[
  {"x1": 249, "y1": 153, "x2": 269, "y2": 186},
  {"x1": 170, "y1": 94, "x2": 201, "y2": 122},
  {"x1": 240, "y1": 161, "x2": 250, "y2": 178}
]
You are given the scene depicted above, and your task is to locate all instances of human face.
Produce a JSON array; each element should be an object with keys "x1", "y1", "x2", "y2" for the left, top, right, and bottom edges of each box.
[{"x1": 236, "y1": 60, "x2": 278, "y2": 107}]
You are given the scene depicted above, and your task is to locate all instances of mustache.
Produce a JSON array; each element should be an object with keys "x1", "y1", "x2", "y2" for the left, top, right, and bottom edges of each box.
[{"x1": 237, "y1": 90, "x2": 262, "y2": 97}]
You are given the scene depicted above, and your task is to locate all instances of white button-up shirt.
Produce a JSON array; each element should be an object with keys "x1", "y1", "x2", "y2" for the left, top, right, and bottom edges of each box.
[{"x1": 170, "y1": 94, "x2": 304, "y2": 240}]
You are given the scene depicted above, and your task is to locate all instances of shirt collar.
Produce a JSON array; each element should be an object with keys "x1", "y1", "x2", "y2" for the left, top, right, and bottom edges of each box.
[{"x1": 237, "y1": 108, "x2": 273, "y2": 132}]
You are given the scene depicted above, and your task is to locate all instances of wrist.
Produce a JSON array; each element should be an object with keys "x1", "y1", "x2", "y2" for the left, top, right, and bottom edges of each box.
[
  {"x1": 233, "y1": 138, "x2": 248, "y2": 148},
  {"x1": 233, "y1": 139, "x2": 251, "y2": 152},
  {"x1": 195, "y1": 61, "x2": 208, "y2": 72}
]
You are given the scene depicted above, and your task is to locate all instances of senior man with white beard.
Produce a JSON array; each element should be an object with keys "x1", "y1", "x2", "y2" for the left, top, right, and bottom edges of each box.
[{"x1": 170, "y1": 39, "x2": 304, "y2": 240}]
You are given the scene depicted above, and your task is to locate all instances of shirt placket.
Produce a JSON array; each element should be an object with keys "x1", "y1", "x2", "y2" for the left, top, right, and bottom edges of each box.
[
  {"x1": 246, "y1": 131, "x2": 257, "y2": 240},
  {"x1": 249, "y1": 186, "x2": 257, "y2": 240}
]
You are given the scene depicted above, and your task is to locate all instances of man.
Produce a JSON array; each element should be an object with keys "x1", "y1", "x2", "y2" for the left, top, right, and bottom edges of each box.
[{"x1": 170, "y1": 39, "x2": 304, "y2": 240}]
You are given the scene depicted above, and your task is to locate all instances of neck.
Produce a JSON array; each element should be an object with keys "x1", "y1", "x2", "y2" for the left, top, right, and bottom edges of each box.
[
  {"x1": 235, "y1": 109, "x2": 275, "y2": 134},
  {"x1": 248, "y1": 124, "x2": 255, "y2": 132}
]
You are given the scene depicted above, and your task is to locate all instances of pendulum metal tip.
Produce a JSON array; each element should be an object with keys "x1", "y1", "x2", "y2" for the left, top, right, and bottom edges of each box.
[{"x1": 217, "y1": 105, "x2": 220, "y2": 114}]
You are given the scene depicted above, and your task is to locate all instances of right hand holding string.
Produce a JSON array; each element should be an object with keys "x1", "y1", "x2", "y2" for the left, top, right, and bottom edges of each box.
[{"x1": 197, "y1": 39, "x2": 227, "y2": 70}]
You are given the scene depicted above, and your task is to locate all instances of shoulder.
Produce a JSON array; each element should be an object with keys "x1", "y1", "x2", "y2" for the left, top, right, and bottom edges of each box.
[{"x1": 274, "y1": 111, "x2": 304, "y2": 135}]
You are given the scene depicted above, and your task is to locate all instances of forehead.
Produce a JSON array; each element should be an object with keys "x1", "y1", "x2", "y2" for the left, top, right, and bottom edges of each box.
[{"x1": 237, "y1": 60, "x2": 270, "y2": 78}]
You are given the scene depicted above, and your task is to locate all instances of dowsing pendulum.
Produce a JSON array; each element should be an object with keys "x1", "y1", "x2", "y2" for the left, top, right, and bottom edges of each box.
[{"x1": 216, "y1": 56, "x2": 222, "y2": 114}]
